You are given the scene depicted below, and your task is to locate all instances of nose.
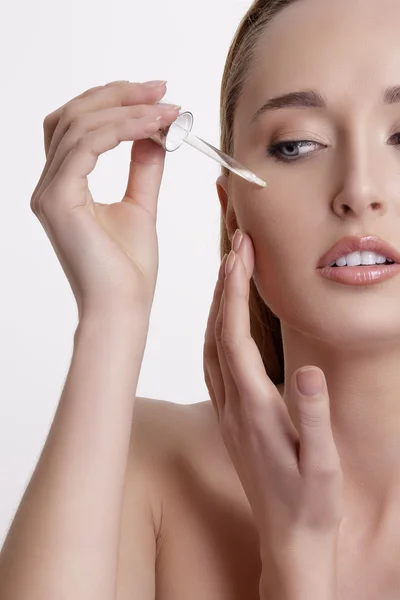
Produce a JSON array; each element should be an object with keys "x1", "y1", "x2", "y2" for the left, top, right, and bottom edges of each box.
[
  {"x1": 332, "y1": 177, "x2": 387, "y2": 219},
  {"x1": 331, "y1": 146, "x2": 388, "y2": 219}
]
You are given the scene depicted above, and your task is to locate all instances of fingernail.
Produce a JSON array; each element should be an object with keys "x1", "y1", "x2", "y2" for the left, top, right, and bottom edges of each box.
[
  {"x1": 140, "y1": 115, "x2": 162, "y2": 123},
  {"x1": 219, "y1": 254, "x2": 228, "y2": 281},
  {"x1": 159, "y1": 103, "x2": 182, "y2": 111},
  {"x1": 296, "y1": 369, "x2": 324, "y2": 396},
  {"x1": 142, "y1": 80, "x2": 167, "y2": 87},
  {"x1": 225, "y1": 250, "x2": 236, "y2": 277},
  {"x1": 232, "y1": 229, "x2": 243, "y2": 253}
]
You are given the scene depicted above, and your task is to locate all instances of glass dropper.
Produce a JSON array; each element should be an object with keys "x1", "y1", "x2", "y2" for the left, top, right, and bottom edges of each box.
[{"x1": 148, "y1": 110, "x2": 267, "y2": 188}]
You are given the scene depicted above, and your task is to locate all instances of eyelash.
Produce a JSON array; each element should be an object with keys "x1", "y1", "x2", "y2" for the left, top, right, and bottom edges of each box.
[{"x1": 267, "y1": 133, "x2": 400, "y2": 163}]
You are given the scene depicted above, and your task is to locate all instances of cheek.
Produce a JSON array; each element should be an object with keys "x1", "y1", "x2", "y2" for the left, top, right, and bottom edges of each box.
[
  {"x1": 248, "y1": 215, "x2": 304, "y2": 316},
  {"x1": 237, "y1": 194, "x2": 320, "y2": 317},
  {"x1": 239, "y1": 193, "x2": 306, "y2": 267}
]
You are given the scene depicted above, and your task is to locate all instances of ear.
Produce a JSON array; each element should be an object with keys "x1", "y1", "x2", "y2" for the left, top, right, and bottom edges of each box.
[{"x1": 216, "y1": 175, "x2": 239, "y2": 241}]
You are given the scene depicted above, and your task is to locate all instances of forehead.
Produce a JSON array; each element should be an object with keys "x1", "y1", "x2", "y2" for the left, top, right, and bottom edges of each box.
[{"x1": 236, "y1": 0, "x2": 400, "y2": 126}]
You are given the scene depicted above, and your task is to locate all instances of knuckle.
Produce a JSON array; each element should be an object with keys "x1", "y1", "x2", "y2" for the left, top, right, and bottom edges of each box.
[
  {"x1": 66, "y1": 118, "x2": 87, "y2": 146},
  {"x1": 220, "y1": 329, "x2": 240, "y2": 354},
  {"x1": 74, "y1": 131, "x2": 92, "y2": 152},
  {"x1": 220, "y1": 407, "x2": 241, "y2": 441},
  {"x1": 30, "y1": 187, "x2": 44, "y2": 216},
  {"x1": 38, "y1": 188, "x2": 55, "y2": 215},
  {"x1": 297, "y1": 408, "x2": 324, "y2": 428},
  {"x1": 30, "y1": 197, "x2": 38, "y2": 215},
  {"x1": 43, "y1": 114, "x2": 51, "y2": 130},
  {"x1": 61, "y1": 102, "x2": 78, "y2": 126},
  {"x1": 69, "y1": 114, "x2": 86, "y2": 133},
  {"x1": 64, "y1": 100, "x2": 78, "y2": 118},
  {"x1": 307, "y1": 461, "x2": 343, "y2": 484}
]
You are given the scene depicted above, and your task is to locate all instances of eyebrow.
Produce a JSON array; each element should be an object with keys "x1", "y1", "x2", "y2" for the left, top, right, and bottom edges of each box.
[{"x1": 250, "y1": 85, "x2": 400, "y2": 124}]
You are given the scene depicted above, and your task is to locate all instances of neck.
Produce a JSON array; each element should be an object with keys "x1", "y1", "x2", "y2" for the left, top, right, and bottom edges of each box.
[{"x1": 281, "y1": 326, "x2": 400, "y2": 518}]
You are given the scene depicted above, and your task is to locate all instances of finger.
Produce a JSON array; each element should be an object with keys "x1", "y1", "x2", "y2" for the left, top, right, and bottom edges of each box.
[
  {"x1": 43, "y1": 80, "x2": 131, "y2": 156},
  {"x1": 215, "y1": 283, "x2": 242, "y2": 418},
  {"x1": 223, "y1": 245, "x2": 274, "y2": 398},
  {"x1": 32, "y1": 81, "x2": 136, "y2": 201},
  {"x1": 48, "y1": 82, "x2": 167, "y2": 160},
  {"x1": 203, "y1": 254, "x2": 228, "y2": 420},
  {"x1": 35, "y1": 107, "x2": 179, "y2": 205},
  {"x1": 44, "y1": 101, "x2": 177, "y2": 172},
  {"x1": 291, "y1": 368, "x2": 341, "y2": 477},
  {"x1": 222, "y1": 243, "x2": 298, "y2": 467},
  {"x1": 122, "y1": 134, "x2": 168, "y2": 221},
  {"x1": 39, "y1": 116, "x2": 166, "y2": 214}
]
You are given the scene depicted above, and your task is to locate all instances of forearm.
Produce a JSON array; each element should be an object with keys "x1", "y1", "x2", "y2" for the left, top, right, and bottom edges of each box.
[{"x1": 0, "y1": 312, "x2": 148, "y2": 600}]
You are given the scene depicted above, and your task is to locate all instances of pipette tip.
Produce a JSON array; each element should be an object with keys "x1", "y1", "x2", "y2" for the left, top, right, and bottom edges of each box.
[{"x1": 247, "y1": 173, "x2": 268, "y2": 188}]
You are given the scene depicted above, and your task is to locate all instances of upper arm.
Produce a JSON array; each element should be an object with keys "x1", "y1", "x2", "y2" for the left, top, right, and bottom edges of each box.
[{"x1": 115, "y1": 397, "x2": 163, "y2": 600}]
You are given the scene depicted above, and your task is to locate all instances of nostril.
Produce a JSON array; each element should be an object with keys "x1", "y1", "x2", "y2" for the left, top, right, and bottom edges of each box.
[{"x1": 342, "y1": 205, "x2": 350, "y2": 215}]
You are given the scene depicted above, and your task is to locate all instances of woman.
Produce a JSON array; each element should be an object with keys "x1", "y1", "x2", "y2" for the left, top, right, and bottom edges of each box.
[{"x1": 0, "y1": 0, "x2": 399, "y2": 598}]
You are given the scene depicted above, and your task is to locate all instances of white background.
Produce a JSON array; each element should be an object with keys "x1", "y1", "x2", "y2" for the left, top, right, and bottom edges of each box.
[{"x1": 0, "y1": 0, "x2": 254, "y2": 548}]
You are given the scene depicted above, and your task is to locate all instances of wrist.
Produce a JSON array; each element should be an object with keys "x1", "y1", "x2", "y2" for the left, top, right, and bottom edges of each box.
[
  {"x1": 260, "y1": 547, "x2": 337, "y2": 600},
  {"x1": 77, "y1": 293, "x2": 153, "y2": 328},
  {"x1": 260, "y1": 574, "x2": 337, "y2": 600},
  {"x1": 77, "y1": 306, "x2": 150, "y2": 335},
  {"x1": 75, "y1": 309, "x2": 150, "y2": 359}
]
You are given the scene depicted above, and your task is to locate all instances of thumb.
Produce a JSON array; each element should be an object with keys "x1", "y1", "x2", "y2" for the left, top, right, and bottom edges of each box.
[
  {"x1": 291, "y1": 368, "x2": 339, "y2": 476},
  {"x1": 122, "y1": 138, "x2": 166, "y2": 221}
]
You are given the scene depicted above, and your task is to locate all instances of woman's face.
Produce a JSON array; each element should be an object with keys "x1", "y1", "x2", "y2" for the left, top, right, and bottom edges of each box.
[{"x1": 226, "y1": 0, "x2": 400, "y2": 349}]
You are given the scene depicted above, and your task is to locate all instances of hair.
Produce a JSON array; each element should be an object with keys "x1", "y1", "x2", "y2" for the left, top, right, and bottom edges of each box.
[{"x1": 219, "y1": 0, "x2": 298, "y2": 385}]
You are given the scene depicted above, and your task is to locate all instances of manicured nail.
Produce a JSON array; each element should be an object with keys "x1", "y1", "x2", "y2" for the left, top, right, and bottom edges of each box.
[
  {"x1": 219, "y1": 254, "x2": 228, "y2": 281},
  {"x1": 140, "y1": 115, "x2": 162, "y2": 123},
  {"x1": 225, "y1": 250, "x2": 236, "y2": 277},
  {"x1": 159, "y1": 103, "x2": 182, "y2": 111},
  {"x1": 232, "y1": 229, "x2": 243, "y2": 253},
  {"x1": 107, "y1": 80, "x2": 130, "y2": 85},
  {"x1": 296, "y1": 369, "x2": 324, "y2": 396},
  {"x1": 142, "y1": 80, "x2": 167, "y2": 87}
]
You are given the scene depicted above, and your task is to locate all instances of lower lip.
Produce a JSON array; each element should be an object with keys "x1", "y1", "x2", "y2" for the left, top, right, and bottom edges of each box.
[{"x1": 317, "y1": 263, "x2": 400, "y2": 285}]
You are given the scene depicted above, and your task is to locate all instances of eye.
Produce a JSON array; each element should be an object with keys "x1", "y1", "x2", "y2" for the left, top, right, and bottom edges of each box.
[
  {"x1": 267, "y1": 139, "x2": 324, "y2": 163},
  {"x1": 267, "y1": 132, "x2": 400, "y2": 164}
]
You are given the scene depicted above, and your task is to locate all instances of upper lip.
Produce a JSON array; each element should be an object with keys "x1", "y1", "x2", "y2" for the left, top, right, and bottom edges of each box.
[{"x1": 317, "y1": 235, "x2": 400, "y2": 268}]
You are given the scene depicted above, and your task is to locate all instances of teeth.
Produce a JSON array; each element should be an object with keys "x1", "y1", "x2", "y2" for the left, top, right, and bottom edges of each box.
[
  {"x1": 334, "y1": 256, "x2": 347, "y2": 267},
  {"x1": 329, "y1": 251, "x2": 393, "y2": 267}
]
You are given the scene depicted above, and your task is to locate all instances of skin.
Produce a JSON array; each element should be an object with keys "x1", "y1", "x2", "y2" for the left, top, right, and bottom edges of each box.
[
  {"x1": 216, "y1": 0, "x2": 400, "y2": 557},
  {"x1": 5, "y1": 1, "x2": 400, "y2": 595}
]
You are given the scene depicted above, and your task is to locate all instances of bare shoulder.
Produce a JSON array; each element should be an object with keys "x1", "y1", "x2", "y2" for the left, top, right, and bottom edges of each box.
[
  {"x1": 127, "y1": 398, "x2": 219, "y2": 528},
  {"x1": 115, "y1": 397, "x2": 215, "y2": 597},
  {"x1": 131, "y1": 396, "x2": 217, "y2": 458},
  {"x1": 130, "y1": 396, "x2": 228, "y2": 481},
  {"x1": 130, "y1": 396, "x2": 236, "y2": 495}
]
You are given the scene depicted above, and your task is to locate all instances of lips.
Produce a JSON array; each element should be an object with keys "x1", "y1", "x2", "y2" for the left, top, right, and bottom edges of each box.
[{"x1": 317, "y1": 236, "x2": 400, "y2": 269}]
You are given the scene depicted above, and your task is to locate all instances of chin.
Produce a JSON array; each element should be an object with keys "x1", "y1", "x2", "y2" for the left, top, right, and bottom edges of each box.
[
  {"x1": 255, "y1": 267, "x2": 400, "y2": 350},
  {"x1": 282, "y1": 302, "x2": 400, "y2": 352}
]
